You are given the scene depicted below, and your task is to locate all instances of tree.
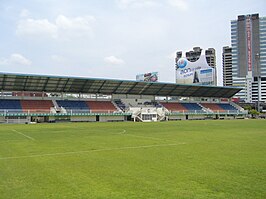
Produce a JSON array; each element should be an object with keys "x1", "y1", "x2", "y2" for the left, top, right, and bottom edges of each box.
[{"x1": 249, "y1": 109, "x2": 259, "y2": 118}]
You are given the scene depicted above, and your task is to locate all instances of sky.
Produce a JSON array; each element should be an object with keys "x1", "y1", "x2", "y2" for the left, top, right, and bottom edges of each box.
[{"x1": 0, "y1": 0, "x2": 266, "y2": 86}]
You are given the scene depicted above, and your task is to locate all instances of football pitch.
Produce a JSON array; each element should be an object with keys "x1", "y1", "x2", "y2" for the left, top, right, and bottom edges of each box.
[{"x1": 0, "y1": 120, "x2": 265, "y2": 199}]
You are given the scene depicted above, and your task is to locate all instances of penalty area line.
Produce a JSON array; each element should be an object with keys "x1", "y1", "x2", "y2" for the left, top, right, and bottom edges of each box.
[
  {"x1": 12, "y1": 129, "x2": 35, "y2": 141},
  {"x1": 0, "y1": 143, "x2": 186, "y2": 160},
  {"x1": 116, "y1": 129, "x2": 176, "y2": 143}
]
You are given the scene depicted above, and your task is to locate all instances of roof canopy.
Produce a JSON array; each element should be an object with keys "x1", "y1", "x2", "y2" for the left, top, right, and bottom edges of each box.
[{"x1": 0, "y1": 72, "x2": 241, "y2": 98}]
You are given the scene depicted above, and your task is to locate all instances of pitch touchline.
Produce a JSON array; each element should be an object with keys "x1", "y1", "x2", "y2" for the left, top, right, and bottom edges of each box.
[
  {"x1": 12, "y1": 130, "x2": 35, "y2": 141},
  {"x1": 0, "y1": 143, "x2": 186, "y2": 160}
]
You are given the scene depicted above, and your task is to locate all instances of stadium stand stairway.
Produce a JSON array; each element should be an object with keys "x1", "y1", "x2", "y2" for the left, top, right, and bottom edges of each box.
[{"x1": 113, "y1": 99, "x2": 126, "y2": 111}]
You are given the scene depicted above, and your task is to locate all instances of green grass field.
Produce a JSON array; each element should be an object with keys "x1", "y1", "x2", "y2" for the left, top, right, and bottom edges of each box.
[{"x1": 0, "y1": 120, "x2": 265, "y2": 199}]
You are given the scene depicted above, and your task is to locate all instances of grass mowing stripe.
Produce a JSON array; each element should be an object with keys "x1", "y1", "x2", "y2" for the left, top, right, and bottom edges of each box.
[
  {"x1": 12, "y1": 129, "x2": 35, "y2": 141},
  {"x1": 0, "y1": 143, "x2": 186, "y2": 160}
]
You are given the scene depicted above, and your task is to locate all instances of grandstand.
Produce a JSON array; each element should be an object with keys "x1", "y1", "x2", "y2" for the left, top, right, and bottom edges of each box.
[{"x1": 0, "y1": 72, "x2": 247, "y2": 123}]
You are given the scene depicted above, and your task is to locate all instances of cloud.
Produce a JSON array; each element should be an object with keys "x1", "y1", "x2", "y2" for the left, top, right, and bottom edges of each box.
[
  {"x1": 56, "y1": 15, "x2": 96, "y2": 38},
  {"x1": 104, "y1": 56, "x2": 125, "y2": 65},
  {"x1": 116, "y1": 0, "x2": 159, "y2": 9},
  {"x1": 16, "y1": 18, "x2": 57, "y2": 38},
  {"x1": 168, "y1": 0, "x2": 188, "y2": 10},
  {"x1": 0, "y1": 53, "x2": 32, "y2": 66},
  {"x1": 16, "y1": 14, "x2": 96, "y2": 40}
]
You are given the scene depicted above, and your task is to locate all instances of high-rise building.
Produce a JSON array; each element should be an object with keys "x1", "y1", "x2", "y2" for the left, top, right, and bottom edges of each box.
[
  {"x1": 175, "y1": 47, "x2": 217, "y2": 85},
  {"x1": 231, "y1": 14, "x2": 266, "y2": 103},
  {"x1": 222, "y1": 46, "x2": 233, "y2": 86},
  {"x1": 176, "y1": 47, "x2": 216, "y2": 67}
]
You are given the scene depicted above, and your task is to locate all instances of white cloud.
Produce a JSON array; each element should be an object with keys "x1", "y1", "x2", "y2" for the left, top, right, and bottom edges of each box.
[
  {"x1": 16, "y1": 15, "x2": 95, "y2": 40},
  {"x1": 16, "y1": 18, "x2": 57, "y2": 38},
  {"x1": 168, "y1": 0, "x2": 188, "y2": 10},
  {"x1": 116, "y1": 0, "x2": 159, "y2": 9},
  {"x1": 56, "y1": 15, "x2": 96, "y2": 39},
  {"x1": 104, "y1": 56, "x2": 125, "y2": 65},
  {"x1": 0, "y1": 53, "x2": 32, "y2": 66}
]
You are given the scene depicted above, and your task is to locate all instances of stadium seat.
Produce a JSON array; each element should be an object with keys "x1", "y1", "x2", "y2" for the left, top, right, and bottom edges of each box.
[
  {"x1": 20, "y1": 100, "x2": 54, "y2": 113},
  {"x1": 201, "y1": 103, "x2": 238, "y2": 112},
  {"x1": 0, "y1": 99, "x2": 22, "y2": 113},
  {"x1": 56, "y1": 100, "x2": 89, "y2": 113},
  {"x1": 86, "y1": 101, "x2": 117, "y2": 113}
]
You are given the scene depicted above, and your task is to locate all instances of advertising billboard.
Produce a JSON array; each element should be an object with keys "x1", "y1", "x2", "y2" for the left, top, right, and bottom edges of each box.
[
  {"x1": 176, "y1": 55, "x2": 215, "y2": 85},
  {"x1": 136, "y1": 72, "x2": 158, "y2": 82}
]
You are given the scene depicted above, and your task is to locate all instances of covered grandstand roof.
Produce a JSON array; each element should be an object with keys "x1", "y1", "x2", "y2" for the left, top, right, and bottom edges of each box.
[{"x1": 0, "y1": 72, "x2": 241, "y2": 98}]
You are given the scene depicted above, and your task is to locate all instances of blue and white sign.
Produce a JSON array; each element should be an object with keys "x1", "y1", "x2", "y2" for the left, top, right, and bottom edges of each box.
[{"x1": 176, "y1": 58, "x2": 188, "y2": 69}]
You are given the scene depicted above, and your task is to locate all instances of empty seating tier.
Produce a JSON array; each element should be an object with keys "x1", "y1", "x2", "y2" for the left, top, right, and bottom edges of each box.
[
  {"x1": 161, "y1": 102, "x2": 204, "y2": 113},
  {"x1": 182, "y1": 103, "x2": 203, "y2": 111},
  {"x1": 218, "y1": 103, "x2": 238, "y2": 111},
  {"x1": 56, "y1": 100, "x2": 89, "y2": 113},
  {"x1": 20, "y1": 100, "x2": 53, "y2": 113},
  {"x1": 160, "y1": 102, "x2": 188, "y2": 112},
  {"x1": 201, "y1": 103, "x2": 238, "y2": 112},
  {"x1": 0, "y1": 99, "x2": 22, "y2": 113},
  {"x1": 86, "y1": 101, "x2": 117, "y2": 113}
]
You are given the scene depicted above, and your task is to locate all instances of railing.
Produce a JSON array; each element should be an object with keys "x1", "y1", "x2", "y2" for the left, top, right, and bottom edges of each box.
[
  {"x1": 0, "y1": 109, "x2": 126, "y2": 116},
  {"x1": 64, "y1": 109, "x2": 121, "y2": 114},
  {"x1": 167, "y1": 109, "x2": 248, "y2": 115}
]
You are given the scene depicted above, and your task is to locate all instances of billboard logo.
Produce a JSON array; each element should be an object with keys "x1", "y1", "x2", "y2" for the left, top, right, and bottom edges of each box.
[
  {"x1": 136, "y1": 72, "x2": 159, "y2": 82},
  {"x1": 177, "y1": 58, "x2": 188, "y2": 69}
]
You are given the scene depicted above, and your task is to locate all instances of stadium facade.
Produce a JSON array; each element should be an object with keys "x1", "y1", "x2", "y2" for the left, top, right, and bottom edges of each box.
[
  {"x1": 0, "y1": 72, "x2": 247, "y2": 124},
  {"x1": 231, "y1": 14, "x2": 266, "y2": 104}
]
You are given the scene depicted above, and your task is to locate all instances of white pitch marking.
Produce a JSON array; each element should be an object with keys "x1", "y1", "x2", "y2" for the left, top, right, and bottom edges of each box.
[
  {"x1": 0, "y1": 143, "x2": 186, "y2": 160},
  {"x1": 12, "y1": 129, "x2": 35, "y2": 141},
  {"x1": 122, "y1": 134, "x2": 168, "y2": 141},
  {"x1": 116, "y1": 129, "x2": 126, "y2": 134},
  {"x1": 117, "y1": 129, "x2": 175, "y2": 142}
]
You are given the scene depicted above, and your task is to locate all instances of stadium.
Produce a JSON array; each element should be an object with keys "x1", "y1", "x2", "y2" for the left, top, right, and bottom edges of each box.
[
  {"x1": 1, "y1": 71, "x2": 265, "y2": 198},
  {"x1": 0, "y1": 72, "x2": 248, "y2": 124}
]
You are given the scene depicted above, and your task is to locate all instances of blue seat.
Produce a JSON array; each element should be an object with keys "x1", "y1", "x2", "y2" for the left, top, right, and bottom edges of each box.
[
  {"x1": 182, "y1": 103, "x2": 202, "y2": 111},
  {"x1": 218, "y1": 104, "x2": 238, "y2": 111},
  {"x1": 0, "y1": 99, "x2": 23, "y2": 113},
  {"x1": 56, "y1": 100, "x2": 89, "y2": 113}
]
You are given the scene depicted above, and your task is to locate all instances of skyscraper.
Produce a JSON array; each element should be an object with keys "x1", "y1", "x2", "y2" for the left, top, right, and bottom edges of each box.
[
  {"x1": 231, "y1": 14, "x2": 266, "y2": 103},
  {"x1": 222, "y1": 46, "x2": 233, "y2": 86},
  {"x1": 176, "y1": 47, "x2": 216, "y2": 67}
]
